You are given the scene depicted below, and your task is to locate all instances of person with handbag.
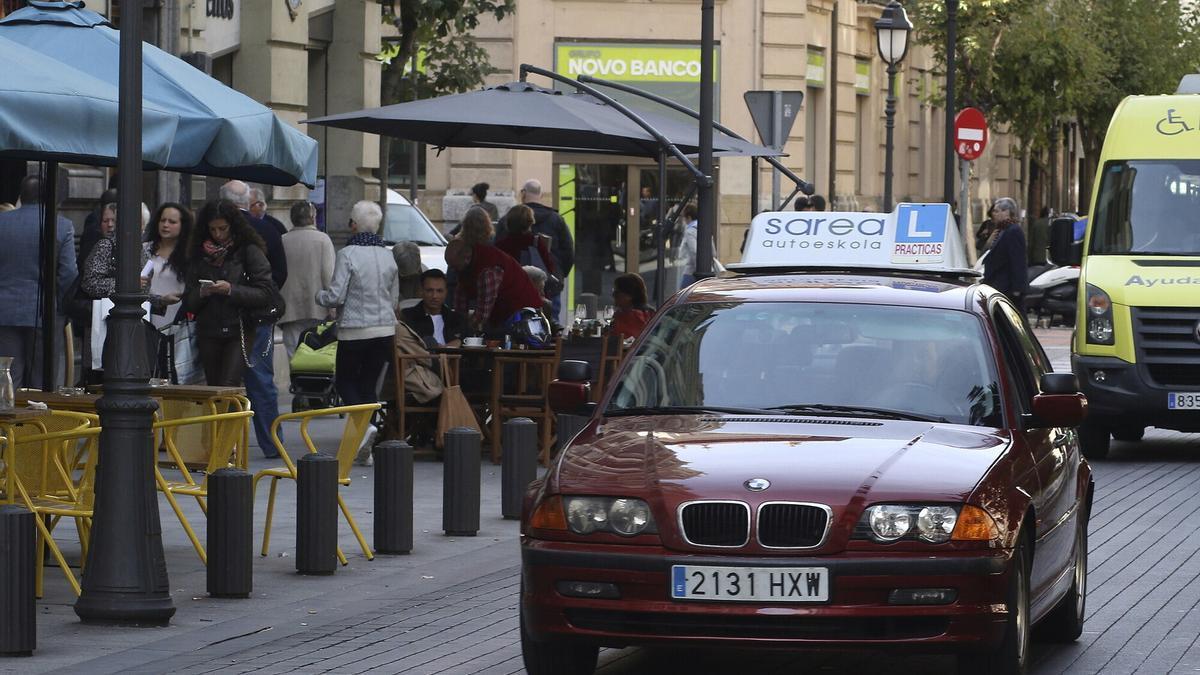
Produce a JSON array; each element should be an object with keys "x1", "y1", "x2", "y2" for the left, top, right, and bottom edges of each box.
[
  {"x1": 317, "y1": 200, "x2": 400, "y2": 465},
  {"x1": 184, "y1": 200, "x2": 275, "y2": 393}
]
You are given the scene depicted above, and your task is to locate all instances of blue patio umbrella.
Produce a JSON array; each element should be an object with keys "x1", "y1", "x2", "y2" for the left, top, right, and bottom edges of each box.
[
  {"x1": 0, "y1": 1, "x2": 318, "y2": 187},
  {"x1": 0, "y1": 33, "x2": 179, "y2": 167}
]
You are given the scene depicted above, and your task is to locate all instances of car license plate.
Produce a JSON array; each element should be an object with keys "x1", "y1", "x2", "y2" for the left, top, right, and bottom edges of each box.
[
  {"x1": 1169, "y1": 392, "x2": 1200, "y2": 409},
  {"x1": 671, "y1": 565, "x2": 829, "y2": 602}
]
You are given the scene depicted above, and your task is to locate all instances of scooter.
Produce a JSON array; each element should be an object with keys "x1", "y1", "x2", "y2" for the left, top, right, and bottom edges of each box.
[{"x1": 1025, "y1": 263, "x2": 1079, "y2": 327}]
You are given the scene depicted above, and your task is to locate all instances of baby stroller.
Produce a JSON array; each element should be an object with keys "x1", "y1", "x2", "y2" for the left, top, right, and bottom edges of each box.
[{"x1": 289, "y1": 321, "x2": 340, "y2": 411}]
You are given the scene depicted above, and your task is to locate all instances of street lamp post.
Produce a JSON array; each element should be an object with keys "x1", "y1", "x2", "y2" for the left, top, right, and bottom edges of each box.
[
  {"x1": 695, "y1": 0, "x2": 716, "y2": 279},
  {"x1": 944, "y1": 0, "x2": 959, "y2": 205},
  {"x1": 74, "y1": 0, "x2": 176, "y2": 626},
  {"x1": 875, "y1": 0, "x2": 913, "y2": 213}
]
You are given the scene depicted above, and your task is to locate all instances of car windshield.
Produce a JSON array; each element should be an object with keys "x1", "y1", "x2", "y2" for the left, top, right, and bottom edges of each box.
[
  {"x1": 1090, "y1": 159, "x2": 1200, "y2": 255},
  {"x1": 607, "y1": 302, "x2": 1002, "y2": 427},
  {"x1": 382, "y1": 204, "x2": 446, "y2": 247}
]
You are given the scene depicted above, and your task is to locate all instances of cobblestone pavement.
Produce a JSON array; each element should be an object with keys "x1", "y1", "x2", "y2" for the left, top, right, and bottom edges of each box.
[{"x1": 17, "y1": 328, "x2": 1200, "y2": 674}]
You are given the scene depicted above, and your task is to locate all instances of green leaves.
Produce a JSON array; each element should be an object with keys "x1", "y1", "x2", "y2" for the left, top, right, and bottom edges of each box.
[
  {"x1": 911, "y1": 0, "x2": 1200, "y2": 150},
  {"x1": 381, "y1": 0, "x2": 517, "y2": 104}
]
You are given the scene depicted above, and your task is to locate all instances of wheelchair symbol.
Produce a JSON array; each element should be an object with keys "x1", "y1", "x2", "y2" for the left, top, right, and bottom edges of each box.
[{"x1": 1156, "y1": 109, "x2": 1194, "y2": 136}]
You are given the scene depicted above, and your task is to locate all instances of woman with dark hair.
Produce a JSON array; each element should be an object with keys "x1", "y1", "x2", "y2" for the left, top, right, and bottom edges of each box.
[
  {"x1": 184, "y1": 199, "x2": 275, "y2": 387},
  {"x1": 142, "y1": 202, "x2": 192, "y2": 329},
  {"x1": 611, "y1": 273, "x2": 654, "y2": 340},
  {"x1": 471, "y1": 182, "x2": 500, "y2": 222},
  {"x1": 496, "y1": 204, "x2": 557, "y2": 277}
]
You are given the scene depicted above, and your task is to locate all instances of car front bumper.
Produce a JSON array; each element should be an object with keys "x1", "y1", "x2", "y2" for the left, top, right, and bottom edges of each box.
[
  {"x1": 1074, "y1": 354, "x2": 1200, "y2": 431},
  {"x1": 521, "y1": 538, "x2": 1013, "y2": 651}
]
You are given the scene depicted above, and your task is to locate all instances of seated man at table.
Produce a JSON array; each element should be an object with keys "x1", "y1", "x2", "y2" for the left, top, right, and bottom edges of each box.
[
  {"x1": 444, "y1": 238, "x2": 544, "y2": 334},
  {"x1": 400, "y1": 269, "x2": 466, "y2": 348}
]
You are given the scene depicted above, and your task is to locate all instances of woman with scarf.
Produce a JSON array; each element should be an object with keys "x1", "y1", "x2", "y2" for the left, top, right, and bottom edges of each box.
[
  {"x1": 317, "y1": 200, "x2": 399, "y2": 463},
  {"x1": 185, "y1": 199, "x2": 274, "y2": 387},
  {"x1": 982, "y1": 197, "x2": 1029, "y2": 305}
]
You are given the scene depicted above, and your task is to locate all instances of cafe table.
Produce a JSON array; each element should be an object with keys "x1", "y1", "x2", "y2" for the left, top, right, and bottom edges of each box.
[{"x1": 87, "y1": 384, "x2": 249, "y2": 468}]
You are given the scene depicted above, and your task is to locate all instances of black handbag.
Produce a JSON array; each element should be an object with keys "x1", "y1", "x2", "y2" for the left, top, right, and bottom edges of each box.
[{"x1": 244, "y1": 278, "x2": 286, "y2": 325}]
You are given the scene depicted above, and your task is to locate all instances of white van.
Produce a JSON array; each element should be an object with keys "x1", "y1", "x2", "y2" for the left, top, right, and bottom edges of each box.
[{"x1": 384, "y1": 189, "x2": 447, "y2": 272}]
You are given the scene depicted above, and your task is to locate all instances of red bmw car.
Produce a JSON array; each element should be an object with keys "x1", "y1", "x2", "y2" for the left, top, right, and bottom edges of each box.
[{"x1": 521, "y1": 272, "x2": 1092, "y2": 675}]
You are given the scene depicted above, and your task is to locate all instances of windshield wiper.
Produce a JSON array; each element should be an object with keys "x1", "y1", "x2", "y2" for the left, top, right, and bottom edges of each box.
[
  {"x1": 765, "y1": 404, "x2": 948, "y2": 423},
  {"x1": 605, "y1": 405, "x2": 774, "y2": 417}
]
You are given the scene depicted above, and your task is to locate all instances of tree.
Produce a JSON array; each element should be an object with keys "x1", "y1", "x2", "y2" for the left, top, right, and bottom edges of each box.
[
  {"x1": 1073, "y1": 0, "x2": 1200, "y2": 201},
  {"x1": 379, "y1": 0, "x2": 516, "y2": 107}
]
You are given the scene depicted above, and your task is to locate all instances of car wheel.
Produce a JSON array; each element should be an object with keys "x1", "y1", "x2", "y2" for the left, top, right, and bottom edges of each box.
[
  {"x1": 1037, "y1": 510, "x2": 1088, "y2": 642},
  {"x1": 1112, "y1": 426, "x2": 1144, "y2": 443},
  {"x1": 959, "y1": 537, "x2": 1031, "y2": 675},
  {"x1": 1079, "y1": 420, "x2": 1111, "y2": 460},
  {"x1": 520, "y1": 606, "x2": 598, "y2": 675}
]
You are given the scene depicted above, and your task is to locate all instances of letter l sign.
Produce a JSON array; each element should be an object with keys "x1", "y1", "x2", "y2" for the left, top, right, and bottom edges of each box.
[{"x1": 906, "y1": 210, "x2": 933, "y2": 238}]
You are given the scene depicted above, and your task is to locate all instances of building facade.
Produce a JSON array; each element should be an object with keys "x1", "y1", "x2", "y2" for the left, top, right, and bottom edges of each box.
[{"x1": 0, "y1": 0, "x2": 1028, "y2": 291}]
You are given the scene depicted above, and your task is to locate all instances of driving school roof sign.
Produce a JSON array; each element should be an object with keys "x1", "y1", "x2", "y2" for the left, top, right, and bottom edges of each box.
[{"x1": 737, "y1": 203, "x2": 970, "y2": 273}]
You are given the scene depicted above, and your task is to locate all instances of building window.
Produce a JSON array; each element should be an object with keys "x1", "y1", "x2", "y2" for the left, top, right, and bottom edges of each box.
[{"x1": 385, "y1": 140, "x2": 426, "y2": 190}]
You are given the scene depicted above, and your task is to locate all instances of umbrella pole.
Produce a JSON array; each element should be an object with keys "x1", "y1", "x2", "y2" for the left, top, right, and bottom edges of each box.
[
  {"x1": 40, "y1": 161, "x2": 58, "y2": 391},
  {"x1": 655, "y1": 152, "x2": 667, "y2": 307},
  {"x1": 75, "y1": 0, "x2": 176, "y2": 626},
  {"x1": 696, "y1": 0, "x2": 715, "y2": 279}
]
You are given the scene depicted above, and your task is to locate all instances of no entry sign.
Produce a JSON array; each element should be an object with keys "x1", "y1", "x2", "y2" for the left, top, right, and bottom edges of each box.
[{"x1": 954, "y1": 107, "x2": 989, "y2": 161}]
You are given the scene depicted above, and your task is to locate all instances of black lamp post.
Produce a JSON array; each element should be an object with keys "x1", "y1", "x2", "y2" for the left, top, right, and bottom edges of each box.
[
  {"x1": 695, "y1": 0, "x2": 716, "y2": 278},
  {"x1": 875, "y1": 0, "x2": 913, "y2": 213},
  {"x1": 74, "y1": 0, "x2": 176, "y2": 626}
]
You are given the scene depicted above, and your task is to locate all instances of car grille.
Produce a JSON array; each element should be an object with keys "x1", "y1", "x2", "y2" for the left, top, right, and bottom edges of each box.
[
  {"x1": 679, "y1": 502, "x2": 749, "y2": 547},
  {"x1": 757, "y1": 503, "x2": 830, "y2": 548},
  {"x1": 565, "y1": 609, "x2": 948, "y2": 640},
  {"x1": 1132, "y1": 307, "x2": 1200, "y2": 386}
]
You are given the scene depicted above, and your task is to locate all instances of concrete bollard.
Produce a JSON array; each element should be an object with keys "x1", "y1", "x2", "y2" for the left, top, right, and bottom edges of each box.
[
  {"x1": 501, "y1": 418, "x2": 538, "y2": 520},
  {"x1": 296, "y1": 453, "x2": 338, "y2": 575},
  {"x1": 443, "y1": 427, "x2": 481, "y2": 536},
  {"x1": 0, "y1": 505, "x2": 35, "y2": 656},
  {"x1": 374, "y1": 441, "x2": 414, "y2": 554},
  {"x1": 207, "y1": 468, "x2": 253, "y2": 598},
  {"x1": 556, "y1": 413, "x2": 589, "y2": 453}
]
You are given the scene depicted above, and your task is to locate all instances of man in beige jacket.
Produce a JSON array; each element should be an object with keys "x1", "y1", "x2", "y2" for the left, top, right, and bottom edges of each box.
[{"x1": 280, "y1": 201, "x2": 336, "y2": 359}]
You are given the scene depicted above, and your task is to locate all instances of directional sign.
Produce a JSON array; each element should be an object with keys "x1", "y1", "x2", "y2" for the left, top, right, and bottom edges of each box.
[
  {"x1": 954, "y1": 107, "x2": 989, "y2": 161},
  {"x1": 744, "y1": 90, "x2": 804, "y2": 149}
]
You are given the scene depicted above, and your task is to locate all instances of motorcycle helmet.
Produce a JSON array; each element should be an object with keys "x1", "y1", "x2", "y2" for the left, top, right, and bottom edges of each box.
[{"x1": 505, "y1": 307, "x2": 552, "y2": 349}]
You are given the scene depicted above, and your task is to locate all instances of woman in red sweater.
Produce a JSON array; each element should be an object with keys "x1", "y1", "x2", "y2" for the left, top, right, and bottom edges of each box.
[
  {"x1": 610, "y1": 273, "x2": 654, "y2": 339},
  {"x1": 495, "y1": 204, "x2": 556, "y2": 277}
]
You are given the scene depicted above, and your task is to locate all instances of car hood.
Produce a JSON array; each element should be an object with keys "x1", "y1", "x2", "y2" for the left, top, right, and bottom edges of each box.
[{"x1": 554, "y1": 415, "x2": 1010, "y2": 506}]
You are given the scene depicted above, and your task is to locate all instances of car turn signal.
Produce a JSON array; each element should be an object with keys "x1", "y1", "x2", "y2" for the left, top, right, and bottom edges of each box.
[
  {"x1": 530, "y1": 495, "x2": 568, "y2": 531},
  {"x1": 951, "y1": 505, "x2": 1000, "y2": 541}
]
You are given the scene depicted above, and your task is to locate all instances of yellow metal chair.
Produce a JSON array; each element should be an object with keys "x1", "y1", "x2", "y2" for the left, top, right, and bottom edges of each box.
[
  {"x1": 253, "y1": 403, "x2": 380, "y2": 565},
  {"x1": 153, "y1": 409, "x2": 255, "y2": 565},
  {"x1": 1, "y1": 411, "x2": 100, "y2": 597}
]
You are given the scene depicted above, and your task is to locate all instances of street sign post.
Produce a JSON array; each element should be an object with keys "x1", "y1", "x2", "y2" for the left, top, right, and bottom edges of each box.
[
  {"x1": 954, "y1": 107, "x2": 988, "y2": 161},
  {"x1": 745, "y1": 90, "x2": 803, "y2": 209},
  {"x1": 953, "y1": 107, "x2": 988, "y2": 264}
]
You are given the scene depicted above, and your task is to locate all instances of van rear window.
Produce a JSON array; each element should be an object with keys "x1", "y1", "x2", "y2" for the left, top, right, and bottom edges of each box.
[{"x1": 1090, "y1": 160, "x2": 1200, "y2": 255}]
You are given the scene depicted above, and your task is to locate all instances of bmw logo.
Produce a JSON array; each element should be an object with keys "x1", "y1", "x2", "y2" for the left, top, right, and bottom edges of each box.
[{"x1": 744, "y1": 478, "x2": 770, "y2": 492}]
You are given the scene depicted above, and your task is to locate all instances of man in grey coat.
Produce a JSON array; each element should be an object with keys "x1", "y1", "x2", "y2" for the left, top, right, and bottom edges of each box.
[{"x1": 0, "y1": 175, "x2": 78, "y2": 388}]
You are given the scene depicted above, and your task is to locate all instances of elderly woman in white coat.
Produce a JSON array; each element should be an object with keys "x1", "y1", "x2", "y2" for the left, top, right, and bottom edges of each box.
[
  {"x1": 317, "y1": 200, "x2": 399, "y2": 463},
  {"x1": 280, "y1": 201, "x2": 335, "y2": 359}
]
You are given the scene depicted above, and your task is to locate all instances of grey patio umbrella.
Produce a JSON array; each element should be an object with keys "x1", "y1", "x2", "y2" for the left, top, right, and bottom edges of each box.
[{"x1": 304, "y1": 81, "x2": 779, "y2": 159}]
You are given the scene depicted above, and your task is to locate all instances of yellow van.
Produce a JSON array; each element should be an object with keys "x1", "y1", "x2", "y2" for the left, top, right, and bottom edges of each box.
[{"x1": 1050, "y1": 75, "x2": 1200, "y2": 459}]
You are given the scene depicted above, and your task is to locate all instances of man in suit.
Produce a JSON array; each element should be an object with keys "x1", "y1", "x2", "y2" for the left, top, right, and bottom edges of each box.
[
  {"x1": 220, "y1": 179, "x2": 288, "y2": 458},
  {"x1": 0, "y1": 175, "x2": 77, "y2": 389}
]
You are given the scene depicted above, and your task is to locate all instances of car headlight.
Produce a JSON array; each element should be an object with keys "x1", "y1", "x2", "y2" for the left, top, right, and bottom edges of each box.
[
  {"x1": 1086, "y1": 284, "x2": 1114, "y2": 345},
  {"x1": 564, "y1": 496, "x2": 656, "y2": 536},
  {"x1": 857, "y1": 504, "x2": 964, "y2": 544}
]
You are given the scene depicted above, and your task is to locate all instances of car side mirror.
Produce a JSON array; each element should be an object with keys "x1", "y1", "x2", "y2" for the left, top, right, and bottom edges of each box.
[
  {"x1": 549, "y1": 360, "x2": 593, "y2": 414},
  {"x1": 1040, "y1": 372, "x2": 1080, "y2": 394},
  {"x1": 1048, "y1": 217, "x2": 1082, "y2": 267},
  {"x1": 557, "y1": 360, "x2": 591, "y2": 382}
]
